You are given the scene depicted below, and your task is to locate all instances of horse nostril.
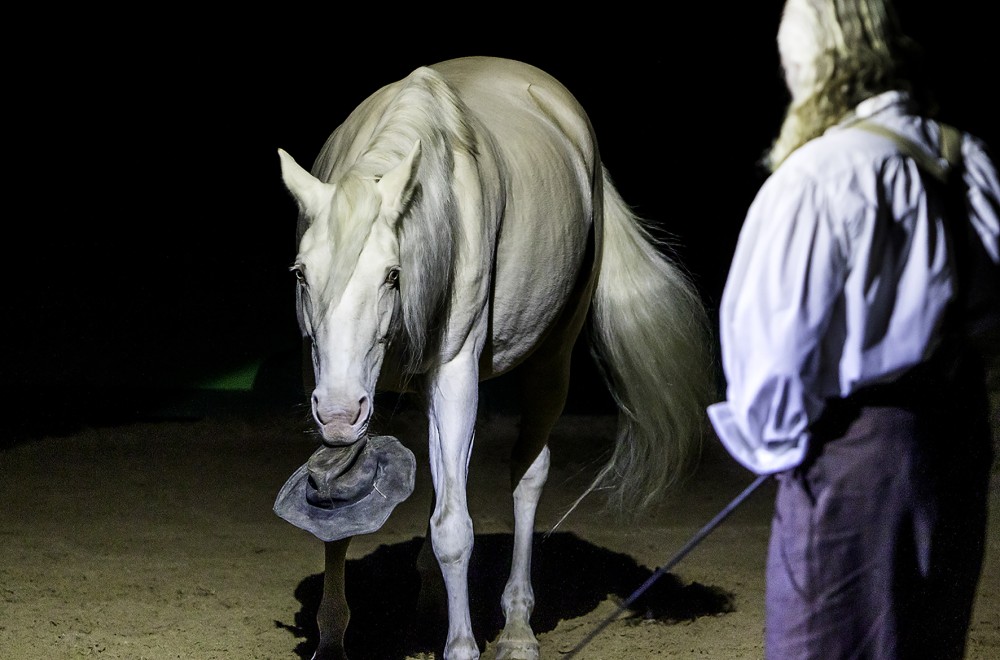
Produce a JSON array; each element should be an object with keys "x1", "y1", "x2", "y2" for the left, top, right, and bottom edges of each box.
[
  {"x1": 354, "y1": 396, "x2": 370, "y2": 426},
  {"x1": 312, "y1": 393, "x2": 325, "y2": 424}
]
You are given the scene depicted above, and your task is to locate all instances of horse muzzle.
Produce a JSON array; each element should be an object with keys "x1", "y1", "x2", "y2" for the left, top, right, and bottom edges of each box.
[{"x1": 312, "y1": 393, "x2": 371, "y2": 446}]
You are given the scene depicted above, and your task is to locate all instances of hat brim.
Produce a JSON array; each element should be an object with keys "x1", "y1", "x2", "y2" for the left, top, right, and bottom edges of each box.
[{"x1": 273, "y1": 435, "x2": 416, "y2": 542}]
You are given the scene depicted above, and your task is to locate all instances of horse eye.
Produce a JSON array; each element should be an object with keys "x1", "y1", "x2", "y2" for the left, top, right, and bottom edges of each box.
[
  {"x1": 385, "y1": 268, "x2": 400, "y2": 288},
  {"x1": 291, "y1": 266, "x2": 306, "y2": 284}
]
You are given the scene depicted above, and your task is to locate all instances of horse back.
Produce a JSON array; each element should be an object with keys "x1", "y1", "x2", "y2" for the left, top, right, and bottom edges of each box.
[{"x1": 432, "y1": 57, "x2": 603, "y2": 375}]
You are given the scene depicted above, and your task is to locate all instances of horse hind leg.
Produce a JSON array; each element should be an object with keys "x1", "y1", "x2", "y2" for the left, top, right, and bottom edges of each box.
[
  {"x1": 497, "y1": 444, "x2": 550, "y2": 660},
  {"x1": 495, "y1": 348, "x2": 571, "y2": 660}
]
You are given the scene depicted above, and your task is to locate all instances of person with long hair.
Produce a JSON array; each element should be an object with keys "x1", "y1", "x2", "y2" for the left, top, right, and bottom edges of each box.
[{"x1": 708, "y1": 0, "x2": 999, "y2": 657}]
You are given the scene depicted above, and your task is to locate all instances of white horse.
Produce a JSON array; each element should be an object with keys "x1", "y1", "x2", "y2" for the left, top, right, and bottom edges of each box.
[{"x1": 278, "y1": 56, "x2": 714, "y2": 660}]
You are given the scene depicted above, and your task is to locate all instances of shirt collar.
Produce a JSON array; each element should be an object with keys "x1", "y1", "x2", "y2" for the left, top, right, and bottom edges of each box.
[
  {"x1": 854, "y1": 90, "x2": 912, "y2": 119},
  {"x1": 835, "y1": 90, "x2": 914, "y2": 129}
]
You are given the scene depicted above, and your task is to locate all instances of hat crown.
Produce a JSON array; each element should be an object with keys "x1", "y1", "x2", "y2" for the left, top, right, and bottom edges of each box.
[
  {"x1": 306, "y1": 440, "x2": 376, "y2": 507},
  {"x1": 274, "y1": 435, "x2": 416, "y2": 542}
]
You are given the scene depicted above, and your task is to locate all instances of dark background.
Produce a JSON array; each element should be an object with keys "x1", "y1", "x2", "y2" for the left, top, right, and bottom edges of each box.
[{"x1": 4, "y1": 5, "x2": 996, "y2": 425}]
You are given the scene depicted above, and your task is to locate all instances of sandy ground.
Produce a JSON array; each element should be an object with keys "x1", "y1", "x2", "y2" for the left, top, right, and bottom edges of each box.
[{"x1": 2, "y1": 389, "x2": 998, "y2": 660}]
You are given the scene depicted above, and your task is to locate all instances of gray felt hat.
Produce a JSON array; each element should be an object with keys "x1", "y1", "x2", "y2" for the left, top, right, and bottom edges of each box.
[{"x1": 273, "y1": 435, "x2": 416, "y2": 542}]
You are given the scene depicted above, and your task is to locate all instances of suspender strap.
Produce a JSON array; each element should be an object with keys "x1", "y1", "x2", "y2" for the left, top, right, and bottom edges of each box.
[
  {"x1": 852, "y1": 119, "x2": 962, "y2": 183},
  {"x1": 939, "y1": 123, "x2": 963, "y2": 170}
]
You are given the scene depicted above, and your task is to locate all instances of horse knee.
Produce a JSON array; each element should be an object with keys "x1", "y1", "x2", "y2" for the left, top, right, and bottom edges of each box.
[{"x1": 430, "y1": 509, "x2": 474, "y2": 565}]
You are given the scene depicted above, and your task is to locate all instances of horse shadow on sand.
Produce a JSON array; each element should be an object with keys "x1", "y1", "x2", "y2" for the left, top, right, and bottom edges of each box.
[{"x1": 275, "y1": 531, "x2": 736, "y2": 659}]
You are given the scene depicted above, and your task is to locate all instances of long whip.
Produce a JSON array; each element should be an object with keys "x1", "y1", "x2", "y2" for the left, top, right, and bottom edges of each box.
[{"x1": 562, "y1": 473, "x2": 771, "y2": 658}]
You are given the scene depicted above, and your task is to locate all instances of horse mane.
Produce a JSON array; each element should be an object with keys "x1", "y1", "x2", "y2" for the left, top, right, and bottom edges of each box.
[{"x1": 347, "y1": 66, "x2": 479, "y2": 373}]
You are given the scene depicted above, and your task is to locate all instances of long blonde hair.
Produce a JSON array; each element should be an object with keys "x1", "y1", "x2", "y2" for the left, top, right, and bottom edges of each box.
[{"x1": 765, "y1": 0, "x2": 927, "y2": 171}]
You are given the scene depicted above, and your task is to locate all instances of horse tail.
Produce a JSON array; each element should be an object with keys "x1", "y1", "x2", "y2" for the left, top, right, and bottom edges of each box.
[{"x1": 582, "y1": 165, "x2": 716, "y2": 516}]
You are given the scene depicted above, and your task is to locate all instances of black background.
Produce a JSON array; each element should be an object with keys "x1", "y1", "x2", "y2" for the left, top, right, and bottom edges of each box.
[{"x1": 4, "y1": 5, "x2": 996, "y2": 419}]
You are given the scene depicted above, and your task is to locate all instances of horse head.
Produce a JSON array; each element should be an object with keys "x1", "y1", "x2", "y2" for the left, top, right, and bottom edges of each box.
[{"x1": 278, "y1": 142, "x2": 421, "y2": 445}]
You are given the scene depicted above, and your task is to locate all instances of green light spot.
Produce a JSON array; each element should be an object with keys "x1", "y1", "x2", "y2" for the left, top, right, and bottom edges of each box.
[{"x1": 197, "y1": 360, "x2": 262, "y2": 391}]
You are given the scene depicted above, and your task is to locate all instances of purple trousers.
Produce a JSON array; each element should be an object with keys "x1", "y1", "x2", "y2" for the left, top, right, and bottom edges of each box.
[{"x1": 765, "y1": 363, "x2": 992, "y2": 659}]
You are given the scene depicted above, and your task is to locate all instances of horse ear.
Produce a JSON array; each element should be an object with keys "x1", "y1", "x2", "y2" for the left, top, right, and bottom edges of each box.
[
  {"x1": 278, "y1": 148, "x2": 331, "y2": 215},
  {"x1": 378, "y1": 140, "x2": 421, "y2": 219}
]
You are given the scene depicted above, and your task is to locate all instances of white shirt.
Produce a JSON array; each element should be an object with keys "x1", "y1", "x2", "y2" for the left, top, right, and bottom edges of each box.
[{"x1": 708, "y1": 91, "x2": 1000, "y2": 475}]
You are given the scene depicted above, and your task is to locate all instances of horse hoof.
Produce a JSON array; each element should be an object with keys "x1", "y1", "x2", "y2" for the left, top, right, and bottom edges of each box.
[
  {"x1": 311, "y1": 646, "x2": 349, "y2": 660},
  {"x1": 443, "y1": 637, "x2": 481, "y2": 660},
  {"x1": 496, "y1": 624, "x2": 539, "y2": 660},
  {"x1": 495, "y1": 640, "x2": 539, "y2": 660}
]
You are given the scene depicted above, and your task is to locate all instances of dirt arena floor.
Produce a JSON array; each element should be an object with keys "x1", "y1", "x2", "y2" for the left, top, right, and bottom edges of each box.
[{"x1": 2, "y1": 387, "x2": 998, "y2": 659}]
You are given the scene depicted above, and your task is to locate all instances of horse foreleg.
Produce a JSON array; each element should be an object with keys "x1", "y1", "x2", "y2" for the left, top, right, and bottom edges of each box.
[
  {"x1": 426, "y1": 356, "x2": 480, "y2": 660},
  {"x1": 313, "y1": 538, "x2": 351, "y2": 660}
]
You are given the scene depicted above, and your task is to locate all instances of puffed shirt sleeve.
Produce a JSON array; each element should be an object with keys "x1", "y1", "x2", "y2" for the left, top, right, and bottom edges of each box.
[
  {"x1": 708, "y1": 165, "x2": 850, "y2": 474},
  {"x1": 964, "y1": 136, "x2": 1000, "y2": 264}
]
